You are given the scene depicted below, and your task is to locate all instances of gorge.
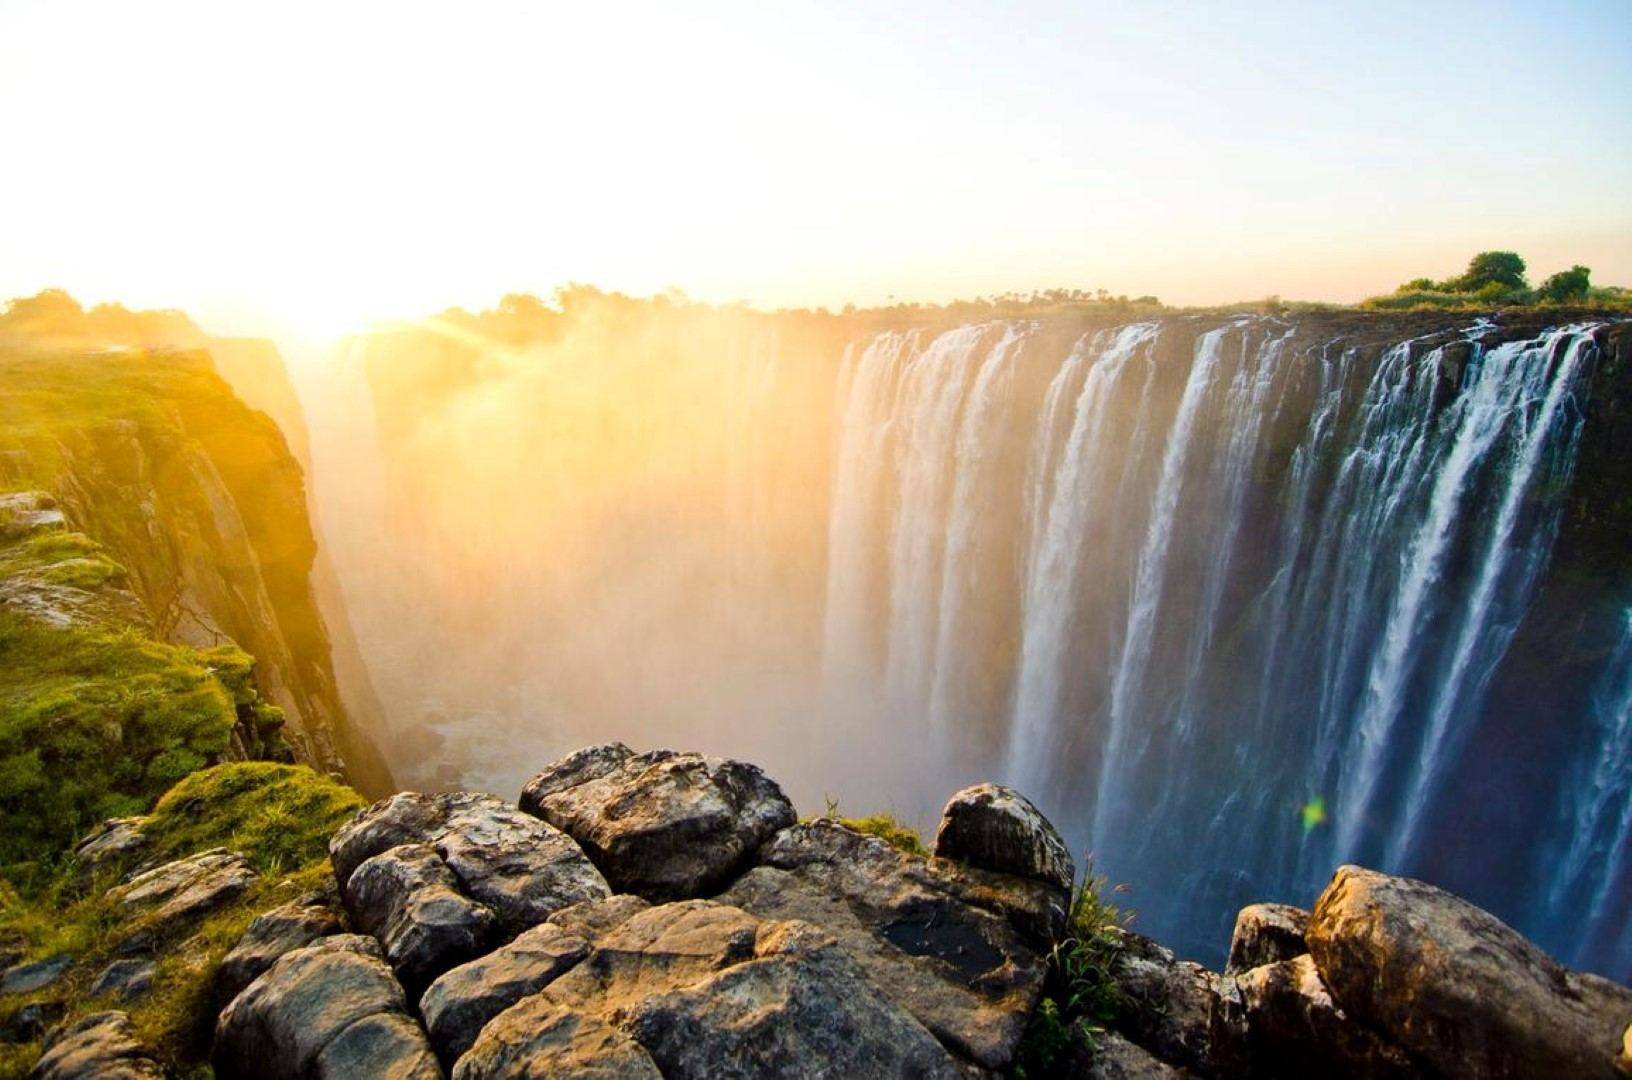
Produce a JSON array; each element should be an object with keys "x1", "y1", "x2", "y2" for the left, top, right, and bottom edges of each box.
[{"x1": 294, "y1": 301, "x2": 1632, "y2": 983}]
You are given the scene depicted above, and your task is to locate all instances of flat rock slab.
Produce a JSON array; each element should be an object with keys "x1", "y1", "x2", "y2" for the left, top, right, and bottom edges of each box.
[
  {"x1": 331, "y1": 790, "x2": 608, "y2": 931},
  {"x1": 214, "y1": 934, "x2": 438, "y2": 1080},
  {"x1": 0, "y1": 955, "x2": 73, "y2": 995},
  {"x1": 519, "y1": 743, "x2": 796, "y2": 900},
  {"x1": 215, "y1": 891, "x2": 346, "y2": 1010},
  {"x1": 89, "y1": 959, "x2": 155, "y2": 1002},
  {"x1": 1308, "y1": 864, "x2": 1632, "y2": 1080},
  {"x1": 456, "y1": 901, "x2": 958, "y2": 1079},
  {"x1": 31, "y1": 1011, "x2": 165, "y2": 1080},
  {"x1": 1084, "y1": 1030, "x2": 1186, "y2": 1078},
  {"x1": 933, "y1": 783, "x2": 1075, "y2": 892},
  {"x1": 72, "y1": 818, "x2": 148, "y2": 879},
  {"x1": 111, "y1": 848, "x2": 256, "y2": 925}
]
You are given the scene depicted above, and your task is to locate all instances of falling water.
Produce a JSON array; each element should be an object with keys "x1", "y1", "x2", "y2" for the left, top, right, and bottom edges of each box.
[{"x1": 818, "y1": 314, "x2": 1625, "y2": 972}]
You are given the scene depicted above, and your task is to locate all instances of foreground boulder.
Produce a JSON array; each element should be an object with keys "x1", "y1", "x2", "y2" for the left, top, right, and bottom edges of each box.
[
  {"x1": 1308, "y1": 864, "x2": 1632, "y2": 1079},
  {"x1": 933, "y1": 782, "x2": 1075, "y2": 892},
  {"x1": 330, "y1": 790, "x2": 609, "y2": 932},
  {"x1": 1237, "y1": 953, "x2": 1417, "y2": 1078},
  {"x1": 344, "y1": 842, "x2": 497, "y2": 999},
  {"x1": 1224, "y1": 902, "x2": 1309, "y2": 975},
  {"x1": 30, "y1": 1011, "x2": 163, "y2": 1080},
  {"x1": 213, "y1": 934, "x2": 438, "y2": 1080},
  {"x1": 421, "y1": 921, "x2": 591, "y2": 1066},
  {"x1": 456, "y1": 901, "x2": 958, "y2": 1079},
  {"x1": 1106, "y1": 927, "x2": 1249, "y2": 1077},
  {"x1": 518, "y1": 743, "x2": 796, "y2": 899},
  {"x1": 722, "y1": 819, "x2": 1053, "y2": 1068},
  {"x1": 215, "y1": 890, "x2": 346, "y2": 1009}
]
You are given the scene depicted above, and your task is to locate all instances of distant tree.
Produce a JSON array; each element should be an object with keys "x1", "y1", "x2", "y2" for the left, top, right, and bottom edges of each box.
[
  {"x1": 1538, "y1": 265, "x2": 1592, "y2": 303},
  {"x1": 1447, "y1": 251, "x2": 1528, "y2": 292}
]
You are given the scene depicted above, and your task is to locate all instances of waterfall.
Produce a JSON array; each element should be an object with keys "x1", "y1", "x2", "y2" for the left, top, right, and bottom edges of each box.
[{"x1": 818, "y1": 314, "x2": 1623, "y2": 972}]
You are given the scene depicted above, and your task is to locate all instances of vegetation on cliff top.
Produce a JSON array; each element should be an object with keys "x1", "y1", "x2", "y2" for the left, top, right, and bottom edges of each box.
[
  {"x1": 0, "y1": 763, "x2": 361, "y2": 1077},
  {"x1": 1363, "y1": 250, "x2": 1631, "y2": 312}
]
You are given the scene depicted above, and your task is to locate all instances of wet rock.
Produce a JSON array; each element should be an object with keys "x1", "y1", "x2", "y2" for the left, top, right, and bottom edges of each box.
[
  {"x1": 88, "y1": 959, "x2": 155, "y2": 1002},
  {"x1": 72, "y1": 818, "x2": 148, "y2": 879},
  {"x1": 331, "y1": 790, "x2": 608, "y2": 930},
  {"x1": 453, "y1": 1001, "x2": 661, "y2": 1079},
  {"x1": 1237, "y1": 953, "x2": 1417, "y2": 1078},
  {"x1": 628, "y1": 919, "x2": 960, "y2": 1078},
  {"x1": 112, "y1": 848, "x2": 257, "y2": 924},
  {"x1": 344, "y1": 842, "x2": 496, "y2": 999},
  {"x1": 519, "y1": 743, "x2": 795, "y2": 900},
  {"x1": 1308, "y1": 864, "x2": 1632, "y2": 1080},
  {"x1": 1084, "y1": 1030, "x2": 1186, "y2": 1078},
  {"x1": 422, "y1": 921, "x2": 591, "y2": 1066},
  {"x1": 1224, "y1": 902, "x2": 1309, "y2": 975},
  {"x1": 215, "y1": 891, "x2": 346, "y2": 1009},
  {"x1": 0, "y1": 955, "x2": 72, "y2": 995},
  {"x1": 933, "y1": 783, "x2": 1075, "y2": 892},
  {"x1": 1108, "y1": 927, "x2": 1249, "y2": 1077},
  {"x1": 31, "y1": 1010, "x2": 164, "y2": 1079},
  {"x1": 214, "y1": 934, "x2": 435, "y2": 1080},
  {"x1": 0, "y1": 1001, "x2": 65, "y2": 1044}
]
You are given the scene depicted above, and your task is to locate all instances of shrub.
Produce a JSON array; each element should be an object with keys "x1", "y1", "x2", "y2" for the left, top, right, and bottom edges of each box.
[
  {"x1": 817, "y1": 796, "x2": 929, "y2": 856},
  {"x1": 1539, "y1": 265, "x2": 1592, "y2": 303}
]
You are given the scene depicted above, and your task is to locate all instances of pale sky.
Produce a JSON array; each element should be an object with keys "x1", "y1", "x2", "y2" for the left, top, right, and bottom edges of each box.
[{"x1": 2, "y1": 0, "x2": 1628, "y2": 337}]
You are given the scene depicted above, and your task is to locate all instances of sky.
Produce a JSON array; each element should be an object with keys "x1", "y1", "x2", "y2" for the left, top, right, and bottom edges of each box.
[{"x1": 1, "y1": 0, "x2": 1628, "y2": 337}]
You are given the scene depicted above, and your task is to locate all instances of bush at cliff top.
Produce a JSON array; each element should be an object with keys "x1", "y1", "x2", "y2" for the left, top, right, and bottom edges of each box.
[
  {"x1": 0, "y1": 611, "x2": 239, "y2": 872},
  {"x1": 143, "y1": 761, "x2": 365, "y2": 876}
]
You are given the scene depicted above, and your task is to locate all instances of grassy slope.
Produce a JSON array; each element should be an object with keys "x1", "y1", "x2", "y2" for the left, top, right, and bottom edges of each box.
[{"x1": 0, "y1": 763, "x2": 363, "y2": 1078}]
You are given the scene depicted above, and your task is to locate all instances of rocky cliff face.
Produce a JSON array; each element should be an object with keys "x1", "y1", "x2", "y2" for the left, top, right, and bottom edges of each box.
[{"x1": 0, "y1": 341, "x2": 391, "y2": 798}]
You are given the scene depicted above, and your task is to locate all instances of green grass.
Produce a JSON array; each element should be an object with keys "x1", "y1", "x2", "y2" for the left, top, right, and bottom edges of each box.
[
  {"x1": 1014, "y1": 858, "x2": 1138, "y2": 1078},
  {"x1": 0, "y1": 611, "x2": 243, "y2": 875},
  {"x1": 814, "y1": 797, "x2": 929, "y2": 856},
  {"x1": 0, "y1": 763, "x2": 361, "y2": 1075}
]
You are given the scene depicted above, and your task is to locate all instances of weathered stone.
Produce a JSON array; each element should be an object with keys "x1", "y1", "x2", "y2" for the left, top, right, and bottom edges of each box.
[
  {"x1": 1308, "y1": 864, "x2": 1632, "y2": 1080},
  {"x1": 344, "y1": 842, "x2": 496, "y2": 999},
  {"x1": 215, "y1": 891, "x2": 346, "y2": 1009},
  {"x1": 1107, "y1": 927, "x2": 1249, "y2": 1077},
  {"x1": 0, "y1": 1001, "x2": 65, "y2": 1044},
  {"x1": 453, "y1": 1000, "x2": 661, "y2": 1079},
  {"x1": 313, "y1": 1011, "x2": 442, "y2": 1079},
  {"x1": 1237, "y1": 953, "x2": 1417, "y2": 1078},
  {"x1": 72, "y1": 818, "x2": 148, "y2": 879},
  {"x1": 544, "y1": 894, "x2": 651, "y2": 942},
  {"x1": 761, "y1": 818, "x2": 1068, "y2": 943},
  {"x1": 88, "y1": 959, "x2": 155, "y2": 1002},
  {"x1": 112, "y1": 848, "x2": 257, "y2": 924},
  {"x1": 331, "y1": 790, "x2": 608, "y2": 930},
  {"x1": 519, "y1": 743, "x2": 795, "y2": 900},
  {"x1": 1083, "y1": 1030, "x2": 1186, "y2": 1078},
  {"x1": 422, "y1": 921, "x2": 591, "y2": 1066},
  {"x1": 628, "y1": 920, "x2": 959, "y2": 1078},
  {"x1": 214, "y1": 934, "x2": 430, "y2": 1080},
  {"x1": 721, "y1": 861, "x2": 1043, "y2": 1069},
  {"x1": 933, "y1": 783, "x2": 1075, "y2": 893},
  {"x1": 1225, "y1": 902, "x2": 1309, "y2": 975},
  {"x1": 457, "y1": 901, "x2": 958, "y2": 1079},
  {"x1": 0, "y1": 955, "x2": 72, "y2": 995},
  {"x1": 30, "y1": 1011, "x2": 164, "y2": 1080}
]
